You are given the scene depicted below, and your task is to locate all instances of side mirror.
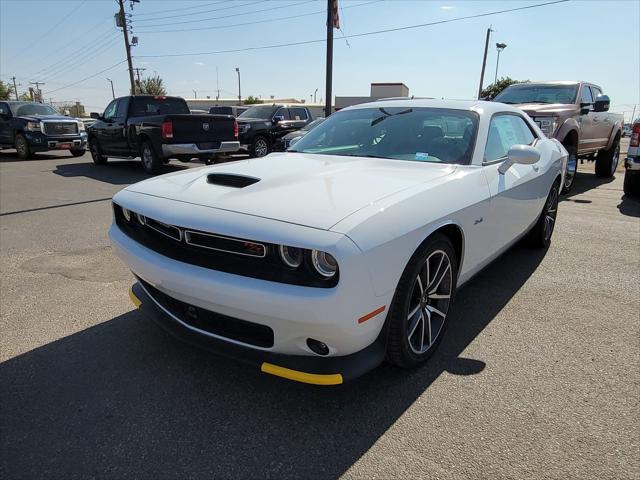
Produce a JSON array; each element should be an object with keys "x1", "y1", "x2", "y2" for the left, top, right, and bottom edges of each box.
[
  {"x1": 273, "y1": 115, "x2": 284, "y2": 124},
  {"x1": 90, "y1": 112, "x2": 101, "y2": 119},
  {"x1": 593, "y1": 94, "x2": 610, "y2": 112},
  {"x1": 498, "y1": 145, "x2": 540, "y2": 174},
  {"x1": 579, "y1": 102, "x2": 592, "y2": 115}
]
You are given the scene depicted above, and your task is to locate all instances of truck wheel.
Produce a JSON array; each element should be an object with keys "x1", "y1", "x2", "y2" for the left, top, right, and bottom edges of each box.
[
  {"x1": 15, "y1": 134, "x2": 32, "y2": 160},
  {"x1": 561, "y1": 141, "x2": 578, "y2": 194},
  {"x1": 89, "y1": 138, "x2": 108, "y2": 165},
  {"x1": 70, "y1": 148, "x2": 86, "y2": 157},
  {"x1": 595, "y1": 136, "x2": 620, "y2": 178},
  {"x1": 250, "y1": 136, "x2": 270, "y2": 158},
  {"x1": 140, "y1": 140, "x2": 162, "y2": 174},
  {"x1": 623, "y1": 171, "x2": 640, "y2": 197}
]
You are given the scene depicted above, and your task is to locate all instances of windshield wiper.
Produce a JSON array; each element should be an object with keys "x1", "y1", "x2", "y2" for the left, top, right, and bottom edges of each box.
[{"x1": 371, "y1": 107, "x2": 413, "y2": 126}]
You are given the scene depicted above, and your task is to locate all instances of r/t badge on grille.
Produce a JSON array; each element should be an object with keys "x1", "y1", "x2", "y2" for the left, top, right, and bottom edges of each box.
[{"x1": 202, "y1": 123, "x2": 210, "y2": 131}]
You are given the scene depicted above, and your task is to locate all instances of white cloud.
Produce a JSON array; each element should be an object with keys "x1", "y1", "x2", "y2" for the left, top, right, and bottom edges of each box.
[
  {"x1": 440, "y1": 5, "x2": 456, "y2": 10},
  {"x1": 194, "y1": 62, "x2": 205, "y2": 66}
]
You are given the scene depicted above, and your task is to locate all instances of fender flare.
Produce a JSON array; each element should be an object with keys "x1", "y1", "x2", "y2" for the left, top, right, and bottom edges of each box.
[
  {"x1": 555, "y1": 118, "x2": 580, "y2": 146},
  {"x1": 605, "y1": 123, "x2": 622, "y2": 149}
]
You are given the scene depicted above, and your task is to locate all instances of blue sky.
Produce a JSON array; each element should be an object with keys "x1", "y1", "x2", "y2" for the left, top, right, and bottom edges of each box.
[{"x1": 1, "y1": 0, "x2": 638, "y2": 120}]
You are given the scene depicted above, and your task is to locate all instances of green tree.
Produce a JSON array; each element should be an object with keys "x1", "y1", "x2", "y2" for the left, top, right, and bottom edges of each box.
[
  {"x1": 138, "y1": 75, "x2": 167, "y2": 95},
  {"x1": 481, "y1": 77, "x2": 528, "y2": 99},
  {"x1": 18, "y1": 92, "x2": 32, "y2": 101},
  {"x1": 243, "y1": 95, "x2": 262, "y2": 105},
  {"x1": 0, "y1": 80, "x2": 14, "y2": 100}
]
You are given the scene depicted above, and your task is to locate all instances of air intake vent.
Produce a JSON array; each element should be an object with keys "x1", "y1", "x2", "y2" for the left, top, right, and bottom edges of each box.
[{"x1": 207, "y1": 173, "x2": 260, "y2": 188}]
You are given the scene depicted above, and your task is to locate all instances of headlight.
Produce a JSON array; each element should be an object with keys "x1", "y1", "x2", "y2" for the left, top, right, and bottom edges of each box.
[
  {"x1": 311, "y1": 250, "x2": 338, "y2": 278},
  {"x1": 135, "y1": 213, "x2": 146, "y2": 225},
  {"x1": 535, "y1": 117, "x2": 558, "y2": 137},
  {"x1": 279, "y1": 245, "x2": 303, "y2": 268},
  {"x1": 78, "y1": 121, "x2": 85, "y2": 132},
  {"x1": 122, "y1": 207, "x2": 132, "y2": 222},
  {"x1": 25, "y1": 121, "x2": 41, "y2": 132}
]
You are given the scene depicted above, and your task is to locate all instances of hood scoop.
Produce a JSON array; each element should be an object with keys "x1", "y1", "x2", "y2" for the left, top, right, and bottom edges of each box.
[{"x1": 207, "y1": 173, "x2": 260, "y2": 188}]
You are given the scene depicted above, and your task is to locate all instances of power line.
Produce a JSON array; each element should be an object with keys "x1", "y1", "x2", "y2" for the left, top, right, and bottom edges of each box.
[
  {"x1": 133, "y1": 0, "x2": 314, "y2": 29},
  {"x1": 43, "y1": 60, "x2": 128, "y2": 95},
  {"x1": 132, "y1": 0, "x2": 266, "y2": 22},
  {"x1": 133, "y1": 0, "x2": 227, "y2": 17},
  {"x1": 137, "y1": 0, "x2": 569, "y2": 59},
  {"x1": 135, "y1": 0, "x2": 381, "y2": 34}
]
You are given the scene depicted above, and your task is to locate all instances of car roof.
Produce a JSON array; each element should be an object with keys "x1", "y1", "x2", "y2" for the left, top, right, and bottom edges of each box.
[{"x1": 343, "y1": 98, "x2": 521, "y2": 115}]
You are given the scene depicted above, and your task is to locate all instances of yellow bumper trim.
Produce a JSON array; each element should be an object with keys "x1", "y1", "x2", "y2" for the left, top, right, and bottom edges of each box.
[
  {"x1": 129, "y1": 286, "x2": 142, "y2": 309},
  {"x1": 261, "y1": 362, "x2": 343, "y2": 385}
]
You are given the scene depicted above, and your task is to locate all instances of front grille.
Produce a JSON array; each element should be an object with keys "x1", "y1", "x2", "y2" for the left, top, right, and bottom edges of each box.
[
  {"x1": 43, "y1": 122, "x2": 78, "y2": 135},
  {"x1": 139, "y1": 277, "x2": 274, "y2": 348},
  {"x1": 113, "y1": 204, "x2": 338, "y2": 288}
]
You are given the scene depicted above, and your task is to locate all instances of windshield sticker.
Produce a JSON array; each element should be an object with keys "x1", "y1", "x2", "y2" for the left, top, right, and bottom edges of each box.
[{"x1": 415, "y1": 152, "x2": 429, "y2": 161}]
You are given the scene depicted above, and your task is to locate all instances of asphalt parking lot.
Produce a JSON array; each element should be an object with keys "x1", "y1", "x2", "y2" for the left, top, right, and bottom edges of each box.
[{"x1": 1, "y1": 143, "x2": 638, "y2": 479}]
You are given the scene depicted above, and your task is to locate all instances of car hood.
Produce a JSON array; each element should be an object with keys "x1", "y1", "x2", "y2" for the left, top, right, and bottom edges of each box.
[
  {"x1": 513, "y1": 103, "x2": 577, "y2": 116},
  {"x1": 17, "y1": 114, "x2": 78, "y2": 122},
  {"x1": 125, "y1": 153, "x2": 455, "y2": 230}
]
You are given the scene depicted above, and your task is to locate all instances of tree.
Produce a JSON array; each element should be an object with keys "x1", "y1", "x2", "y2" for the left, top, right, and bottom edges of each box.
[
  {"x1": 18, "y1": 92, "x2": 32, "y2": 101},
  {"x1": 480, "y1": 77, "x2": 528, "y2": 99},
  {"x1": 138, "y1": 75, "x2": 167, "y2": 95},
  {"x1": 0, "y1": 80, "x2": 14, "y2": 100},
  {"x1": 243, "y1": 95, "x2": 262, "y2": 105}
]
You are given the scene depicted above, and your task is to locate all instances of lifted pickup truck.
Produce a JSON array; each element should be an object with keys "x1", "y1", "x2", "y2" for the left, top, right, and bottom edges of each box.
[
  {"x1": 236, "y1": 104, "x2": 313, "y2": 157},
  {"x1": 0, "y1": 101, "x2": 87, "y2": 159},
  {"x1": 88, "y1": 95, "x2": 239, "y2": 174},
  {"x1": 493, "y1": 81, "x2": 623, "y2": 193}
]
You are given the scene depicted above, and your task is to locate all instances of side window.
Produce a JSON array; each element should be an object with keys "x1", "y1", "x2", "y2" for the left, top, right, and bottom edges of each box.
[
  {"x1": 103, "y1": 100, "x2": 118, "y2": 120},
  {"x1": 590, "y1": 86, "x2": 602, "y2": 100},
  {"x1": 115, "y1": 98, "x2": 129, "y2": 118},
  {"x1": 485, "y1": 115, "x2": 536, "y2": 163},
  {"x1": 580, "y1": 86, "x2": 593, "y2": 105},
  {"x1": 289, "y1": 107, "x2": 308, "y2": 121},
  {"x1": 274, "y1": 108, "x2": 291, "y2": 120}
]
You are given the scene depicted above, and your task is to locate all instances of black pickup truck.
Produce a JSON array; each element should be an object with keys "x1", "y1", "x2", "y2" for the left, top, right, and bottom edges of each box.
[
  {"x1": 0, "y1": 101, "x2": 87, "y2": 159},
  {"x1": 88, "y1": 95, "x2": 239, "y2": 174},
  {"x1": 236, "y1": 104, "x2": 313, "y2": 157}
]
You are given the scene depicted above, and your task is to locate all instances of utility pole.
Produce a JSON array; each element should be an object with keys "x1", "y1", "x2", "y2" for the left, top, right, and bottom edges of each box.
[
  {"x1": 118, "y1": 0, "x2": 135, "y2": 95},
  {"x1": 477, "y1": 26, "x2": 493, "y2": 99},
  {"x1": 494, "y1": 42, "x2": 507, "y2": 84},
  {"x1": 235, "y1": 67, "x2": 241, "y2": 105},
  {"x1": 216, "y1": 66, "x2": 220, "y2": 101},
  {"x1": 631, "y1": 105, "x2": 637, "y2": 123},
  {"x1": 133, "y1": 67, "x2": 146, "y2": 93},
  {"x1": 29, "y1": 81, "x2": 45, "y2": 102},
  {"x1": 106, "y1": 78, "x2": 115, "y2": 99},
  {"x1": 314, "y1": 88, "x2": 318, "y2": 104},
  {"x1": 325, "y1": 0, "x2": 334, "y2": 117},
  {"x1": 11, "y1": 76, "x2": 19, "y2": 100}
]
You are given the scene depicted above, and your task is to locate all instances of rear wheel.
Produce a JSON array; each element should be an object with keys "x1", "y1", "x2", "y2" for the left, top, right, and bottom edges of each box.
[
  {"x1": 386, "y1": 233, "x2": 457, "y2": 368},
  {"x1": 527, "y1": 180, "x2": 560, "y2": 248},
  {"x1": 140, "y1": 140, "x2": 162, "y2": 174},
  {"x1": 15, "y1": 134, "x2": 31, "y2": 159},
  {"x1": 595, "y1": 136, "x2": 620, "y2": 178},
  {"x1": 89, "y1": 138, "x2": 107, "y2": 165},
  {"x1": 623, "y1": 170, "x2": 640, "y2": 197}
]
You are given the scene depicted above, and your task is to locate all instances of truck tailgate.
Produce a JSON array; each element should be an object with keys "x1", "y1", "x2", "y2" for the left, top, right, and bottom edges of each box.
[{"x1": 168, "y1": 114, "x2": 235, "y2": 144}]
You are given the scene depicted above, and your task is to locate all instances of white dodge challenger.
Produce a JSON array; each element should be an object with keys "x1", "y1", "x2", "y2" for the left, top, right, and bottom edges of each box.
[{"x1": 111, "y1": 99, "x2": 566, "y2": 385}]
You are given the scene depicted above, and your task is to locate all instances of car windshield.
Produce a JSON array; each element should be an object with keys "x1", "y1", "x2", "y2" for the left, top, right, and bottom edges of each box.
[
  {"x1": 494, "y1": 84, "x2": 578, "y2": 104},
  {"x1": 238, "y1": 105, "x2": 277, "y2": 119},
  {"x1": 290, "y1": 107, "x2": 478, "y2": 165},
  {"x1": 12, "y1": 103, "x2": 59, "y2": 116},
  {"x1": 302, "y1": 118, "x2": 325, "y2": 131}
]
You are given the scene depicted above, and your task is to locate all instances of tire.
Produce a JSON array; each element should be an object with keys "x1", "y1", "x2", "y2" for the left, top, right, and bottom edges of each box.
[
  {"x1": 386, "y1": 233, "x2": 458, "y2": 368},
  {"x1": 89, "y1": 137, "x2": 108, "y2": 165},
  {"x1": 623, "y1": 170, "x2": 640, "y2": 197},
  {"x1": 250, "y1": 135, "x2": 270, "y2": 158},
  {"x1": 140, "y1": 140, "x2": 162, "y2": 174},
  {"x1": 14, "y1": 134, "x2": 31, "y2": 160},
  {"x1": 526, "y1": 180, "x2": 560, "y2": 248},
  {"x1": 561, "y1": 140, "x2": 578, "y2": 194},
  {"x1": 70, "y1": 148, "x2": 86, "y2": 157},
  {"x1": 595, "y1": 136, "x2": 620, "y2": 178}
]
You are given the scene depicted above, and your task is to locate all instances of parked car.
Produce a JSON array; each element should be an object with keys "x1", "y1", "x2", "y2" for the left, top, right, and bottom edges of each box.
[
  {"x1": 493, "y1": 81, "x2": 623, "y2": 193},
  {"x1": 111, "y1": 99, "x2": 566, "y2": 385},
  {"x1": 623, "y1": 119, "x2": 640, "y2": 196},
  {"x1": 209, "y1": 106, "x2": 248, "y2": 117},
  {"x1": 0, "y1": 101, "x2": 87, "y2": 159},
  {"x1": 87, "y1": 95, "x2": 239, "y2": 174},
  {"x1": 622, "y1": 124, "x2": 632, "y2": 137},
  {"x1": 236, "y1": 104, "x2": 313, "y2": 157},
  {"x1": 274, "y1": 117, "x2": 325, "y2": 151}
]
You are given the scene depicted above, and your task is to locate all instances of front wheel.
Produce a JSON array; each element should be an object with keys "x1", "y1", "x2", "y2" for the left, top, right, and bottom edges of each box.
[
  {"x1": 70, "y1": 148, "x2": 86, "y2": 157},
  {"x1": 250, "y1": 136, "x2": 270, "y2": 158},
  {"x1": 140, "y1": 141, "x2": 162, "y2": 174},
  {"x1": 15, "y1": 134, "x2": 32, "y2": 159},
  {"x1": 526, "y1": 180, "x2": 560, "y2": 248},
  {"x1": 595, "y1": 137, "x2": 620, "y2": 178},
  {"x1": 561, "y1": 142, "x2": 578, "y2": 193},
  {"x1": 386, "y1": 233, "x2": 458, "y2": 368},
  {"x1": 89, "y1": 138, "x2": 108, "y2": 165}
]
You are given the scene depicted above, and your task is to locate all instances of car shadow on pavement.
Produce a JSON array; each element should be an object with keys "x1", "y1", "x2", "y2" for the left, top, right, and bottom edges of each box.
[
  {"x1": 617, "y1": 194, "x2": 640, "y2": 217},
  {"x1": 0, "y1": 151, "x2": 66, "y2": 162},
  {"x1": 53, "y1": 161, "x2": 190, "y2": 185},
  {"x1": 561, "y1": 170, "x2": 616, "y2": 201},
  {"x1": 0, "y1": 244, "x2": 547, "y2": 479}
]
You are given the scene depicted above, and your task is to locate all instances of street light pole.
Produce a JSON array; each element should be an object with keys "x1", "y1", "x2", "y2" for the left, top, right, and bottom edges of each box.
[
  {"x1": 235, "y1": 67, "x2": 241, "y2": 105},
  {"x1": 106, "y1": 78, "x2": 115, "y2": 99},
  {"x1": 314, "y1": 88, "x2": 318, "y2": 103},
  {"x1": 192, "y1": 89, "x2": 197, "y2": 99},
  {"x1": 494, "y1": 42, "x2": 507, "y2": 84}
]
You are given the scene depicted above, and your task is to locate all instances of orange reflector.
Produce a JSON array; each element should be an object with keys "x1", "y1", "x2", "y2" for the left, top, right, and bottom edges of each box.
[{"x1": 358, "y1": 306, "x2": 386, "y2": 324}]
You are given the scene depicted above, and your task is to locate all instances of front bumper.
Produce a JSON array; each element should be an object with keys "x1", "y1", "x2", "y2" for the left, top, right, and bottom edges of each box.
[
  {"x1": 162, "y1": 141, "x2": 240, "y2": 157},
  {"x1": 25, "y1": 131, "x2": 87, "y2": 152},
  {"x1": 129, "y1": 281, "x2": 386, "y2": 385}
]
